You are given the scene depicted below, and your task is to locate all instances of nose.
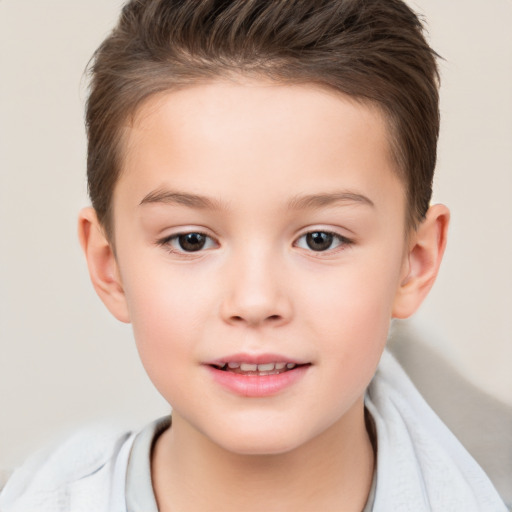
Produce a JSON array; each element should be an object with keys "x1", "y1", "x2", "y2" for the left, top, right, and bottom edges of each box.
[{"x1": 220, "y1": 249, "x2": 293, "y2": 328}]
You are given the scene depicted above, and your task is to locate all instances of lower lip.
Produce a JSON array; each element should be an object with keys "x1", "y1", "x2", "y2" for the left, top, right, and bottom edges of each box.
[{"x1": 205, "y1": 365, "x2": 310, "y2": 397}]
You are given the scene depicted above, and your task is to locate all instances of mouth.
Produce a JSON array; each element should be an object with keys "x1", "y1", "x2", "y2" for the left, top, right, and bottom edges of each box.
[
  {"x1": 205, "y1": 354, "x2": 311, "y2": 396},
  {"x1": 209, "y1": 361, "x2": 308, "y2": 376},
  {"x1": 205, "y1": 353, "x2": 313, "y2": 398}
]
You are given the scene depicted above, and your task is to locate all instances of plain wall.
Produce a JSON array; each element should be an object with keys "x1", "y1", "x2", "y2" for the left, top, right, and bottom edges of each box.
[{"x1": 1, "y1": 0, "x2": 511, "y2": 475}]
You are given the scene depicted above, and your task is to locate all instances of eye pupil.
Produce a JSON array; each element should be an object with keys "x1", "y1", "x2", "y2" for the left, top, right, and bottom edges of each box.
[
  {"x1": 306, "y1": 232, "x2": 333, "y2": 251},
  {"x1": 178, "y1": 233, "x2": 206, "y2": 252}
]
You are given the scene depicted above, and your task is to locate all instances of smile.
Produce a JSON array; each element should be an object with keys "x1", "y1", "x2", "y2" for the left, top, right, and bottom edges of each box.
[
  {"x1": 206, "y1": 357, "x2": 311, "y2": 397},
  {"x1": 211, "y1": 362, "x2": 300, "y2": 376}
]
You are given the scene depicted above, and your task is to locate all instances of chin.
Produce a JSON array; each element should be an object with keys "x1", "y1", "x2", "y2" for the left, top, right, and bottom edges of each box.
[{"x1": 207, "y1": 420, "x2": 314, "y2": 457}]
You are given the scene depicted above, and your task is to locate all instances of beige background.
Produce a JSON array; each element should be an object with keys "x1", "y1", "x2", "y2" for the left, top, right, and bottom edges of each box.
[{"x1": 1, "y1": 0, "x2": 511, "y2": 475}]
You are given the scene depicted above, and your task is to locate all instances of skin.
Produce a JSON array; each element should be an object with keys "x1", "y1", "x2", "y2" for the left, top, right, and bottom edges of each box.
[{"x1": 79, "y1": 80, "x2": 449, "y2": 511}]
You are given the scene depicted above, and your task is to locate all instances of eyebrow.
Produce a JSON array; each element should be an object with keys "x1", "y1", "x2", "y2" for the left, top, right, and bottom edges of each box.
[
  {"x1": 287, "y1": 191, "x2": 374, "y2": 210},
  {"x1": 139, "y1": 189, "x2": 226, "y2": 210},
  {"x1": 139, "y1": 189, "x2": 374, "y2": 211}
]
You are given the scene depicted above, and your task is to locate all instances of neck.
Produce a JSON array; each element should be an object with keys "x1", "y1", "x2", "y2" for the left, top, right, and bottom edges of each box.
[{"x1": 152, "y1": 400, "x2": 375, "y2": 512}]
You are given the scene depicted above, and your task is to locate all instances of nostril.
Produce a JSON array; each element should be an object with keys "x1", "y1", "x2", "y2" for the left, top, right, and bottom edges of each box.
[{"x1": 228, "y1": 313, "x2": 282, "y2": 325}]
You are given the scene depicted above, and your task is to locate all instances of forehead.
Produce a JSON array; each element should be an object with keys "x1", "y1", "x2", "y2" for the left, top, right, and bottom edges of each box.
[{"x1": 116, "y1": 80, "x2": 405, "y2": 218}]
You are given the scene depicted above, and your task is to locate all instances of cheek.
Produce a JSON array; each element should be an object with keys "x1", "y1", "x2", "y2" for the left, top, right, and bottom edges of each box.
[
  {"x1": 119, "y1": 259, "x2": 214, "y2": 391},
  {"x1": 122, "y1": 252, "x2": 211, "y2": 333},
  {"x1": 306, "y1": 249, "x2": 404, "y2": 365}
]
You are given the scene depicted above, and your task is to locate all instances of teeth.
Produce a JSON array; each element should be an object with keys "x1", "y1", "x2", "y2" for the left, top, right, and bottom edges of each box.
[
  {"x1": 240, "y1": 363, "x2": 258, "y2": 372},
  {"x1": 215, "y1": 361, "x2": 300, "y2": 373},
  {"x1": 257, "y1": 363, "x2": 275, "y2": 372}
]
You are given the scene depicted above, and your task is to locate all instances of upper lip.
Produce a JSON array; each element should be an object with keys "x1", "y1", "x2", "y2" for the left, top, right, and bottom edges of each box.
[{"x1": 205, "y1": 353, "x2": 310, "y2": 366}]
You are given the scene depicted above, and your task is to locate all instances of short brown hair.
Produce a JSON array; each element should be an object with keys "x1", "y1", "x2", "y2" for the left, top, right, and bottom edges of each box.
[{"x1": 86, "y1": 0, "x2": 440, "y2": 239}]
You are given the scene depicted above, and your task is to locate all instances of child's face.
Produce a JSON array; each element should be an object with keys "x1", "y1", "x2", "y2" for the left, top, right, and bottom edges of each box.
[{"x1": 110, "y1": 80, "x2": 410, "y2": 454}]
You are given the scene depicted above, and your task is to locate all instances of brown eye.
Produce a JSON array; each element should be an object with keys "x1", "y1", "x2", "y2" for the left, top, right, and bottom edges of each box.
[
  {"x1": 158, "y1": 231, "x2": 217, "y2": 255},
  {"x1": 295, "y1": 230, "x2": 351, "y2": 253},
  {"x1": 305, "y1": 232, "x2": 334, "y2": 251},
  {"x1": 177, "y1": 233, "x2": 207, "y2": 252}
]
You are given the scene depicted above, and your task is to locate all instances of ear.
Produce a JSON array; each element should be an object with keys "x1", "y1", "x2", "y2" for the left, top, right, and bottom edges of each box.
[
  {"x1": 78, "y1": 207, "x2": 130, "y2": 323},
  {"x1": 392, "y1": 204, "x2": 450, "y2": 319}
]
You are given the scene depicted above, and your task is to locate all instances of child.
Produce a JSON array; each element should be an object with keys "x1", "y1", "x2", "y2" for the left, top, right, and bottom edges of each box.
[{"x1": 0, "y1": 0, "x2": 507, "y2": 510}]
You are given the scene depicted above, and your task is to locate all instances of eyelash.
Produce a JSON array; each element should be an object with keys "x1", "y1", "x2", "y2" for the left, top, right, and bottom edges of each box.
[
  {"x1": 156, "y1": 230, "x2": 353, "y2": 255},
  {"x1": 157, "y1": 232, "x2": 217, "y2": 254},
  {"x1": 294, "y1": 231, "x2": 352, "y2": 254}
]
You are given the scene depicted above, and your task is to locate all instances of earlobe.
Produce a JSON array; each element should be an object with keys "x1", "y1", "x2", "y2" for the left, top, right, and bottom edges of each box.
[
  {"x1": 78, "y1": 208, "x2": 131, "y2": 323},
  {"x1": 392, "y1": 204, "x2": 450, "y2": 319}
]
